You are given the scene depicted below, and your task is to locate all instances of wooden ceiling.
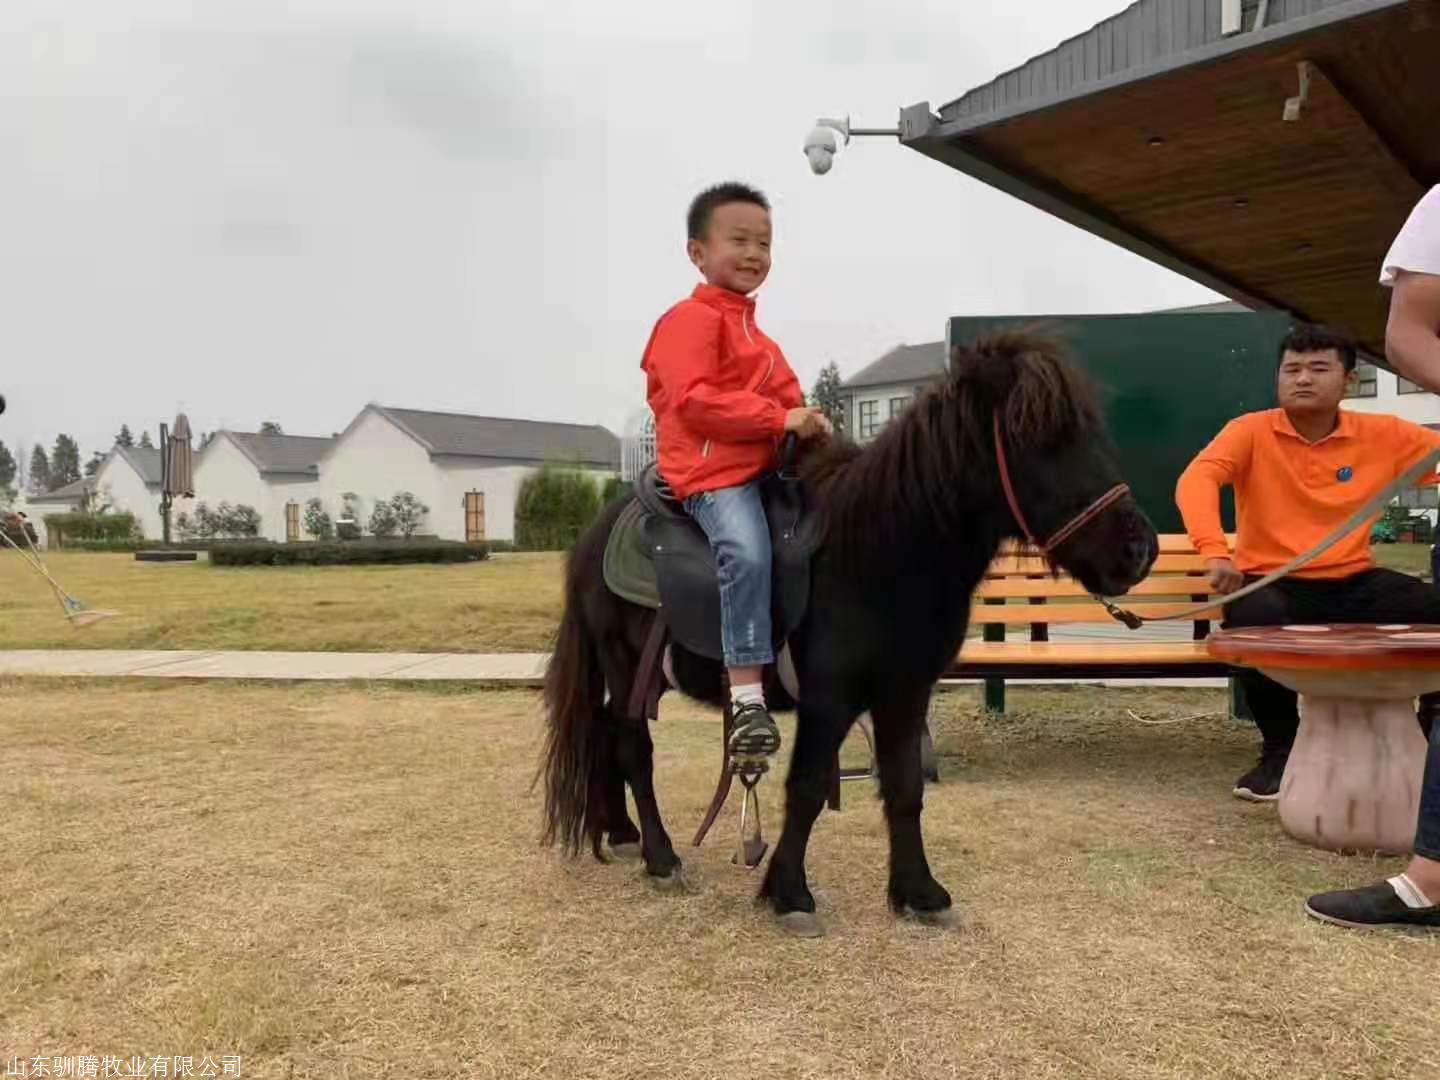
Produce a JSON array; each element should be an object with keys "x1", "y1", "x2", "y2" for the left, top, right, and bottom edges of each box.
[{"x1": 904, "y1": 2, "x2": 1439, "y2": 359}]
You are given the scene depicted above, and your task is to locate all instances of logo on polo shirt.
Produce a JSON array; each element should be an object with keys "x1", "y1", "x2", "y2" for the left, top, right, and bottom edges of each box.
[{"x1": 1337, "y1": 466, "x2": 1354, "y2": 482}]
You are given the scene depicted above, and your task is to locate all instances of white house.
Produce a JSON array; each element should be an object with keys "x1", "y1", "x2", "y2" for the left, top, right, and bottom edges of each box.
[
  {"x1": 1346, "y1": 361, "x2": 1440, "y2": 518},
  {"x1": 21, "y1": 446, "x2": 163, "y2": 546},
  {"x1": 316, "y1": 405, "x2": 620, "y2": 542},
  {"x1": 839, "y1": 343, "x2": 948, "y2": 443},
  {"x1": 181, "y1": 431, "x2": 333, "y2": 543}
]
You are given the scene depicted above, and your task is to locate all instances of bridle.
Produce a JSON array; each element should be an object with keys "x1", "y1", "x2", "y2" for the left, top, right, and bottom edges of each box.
[{"x1": 992, "y1": 413, "x2": 1131, "y2": 558}]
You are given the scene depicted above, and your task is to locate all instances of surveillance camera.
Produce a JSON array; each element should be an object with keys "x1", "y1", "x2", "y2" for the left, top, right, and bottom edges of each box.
[{"x1": 803, "y1": 125, "x2": 838, "y2": 175}]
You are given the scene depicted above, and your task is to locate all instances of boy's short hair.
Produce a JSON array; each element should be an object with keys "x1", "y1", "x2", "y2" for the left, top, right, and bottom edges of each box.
[
  {"x1": 687, "y1": 182, "x2": 770, "y2": 241},
  {"x1": 1278, "y1": 324, "x2": 1358, "y2": 372}
]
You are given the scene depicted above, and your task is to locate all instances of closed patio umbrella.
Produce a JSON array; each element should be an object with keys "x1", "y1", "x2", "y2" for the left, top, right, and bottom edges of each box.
[{"x1": 160, "y1": 414, "x2": 194, "y2": 544}]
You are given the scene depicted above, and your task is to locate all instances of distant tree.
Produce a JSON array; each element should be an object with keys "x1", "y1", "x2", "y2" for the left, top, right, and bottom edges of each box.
[
  {"x1": 259, "y1": 421, "x2": 284, "y2": 435},
  {"x1": 303, "y1": 498, "x2": 334, "y2": 540},
  {"x1": 138, "y1": 430, "x2": 155, "y2": 449},
  {"x1": 28, "y1": 446, "x2": 50, "y2": 493},
  {"x1": 115, "y1": 424, "x2": 135, "y2": 448},
  {"x1": 84, "y1": 451, "x2": 106, "y2": 477},
  {"x1": 810, "y1": 361, "x2": 847, "y2": 434},
  {"x1": 0, "y1": 441, "x2": 15, "y2": 488},
  {"x1": 389, "y1": 492, "x2": 429, "y2": 538},
  {"x1": 198, "y1": 431, "x2": 216, "y2": 450},
  {"x1": 50, "y1": 434, "x2": 82, "y2": 488}
]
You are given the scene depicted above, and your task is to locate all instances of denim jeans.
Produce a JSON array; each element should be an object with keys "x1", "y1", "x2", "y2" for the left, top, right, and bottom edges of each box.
[
  {"x1": 1419, "y1": 723, "x2": 1440, "y2": 861},
  {"x1": 684, "y1": 481, "x2": 774, "y2": 669}
]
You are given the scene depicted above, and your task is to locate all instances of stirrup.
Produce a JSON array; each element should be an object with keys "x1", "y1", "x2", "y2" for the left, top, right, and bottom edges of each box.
[{"x1": 732, "y1": 759, "x2": 769, "y2": 869}]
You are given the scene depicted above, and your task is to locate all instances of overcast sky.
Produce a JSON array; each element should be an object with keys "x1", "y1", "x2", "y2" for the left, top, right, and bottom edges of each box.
[{"x1": 1, "y1": 0, "x2": 1219, "y2": 463}]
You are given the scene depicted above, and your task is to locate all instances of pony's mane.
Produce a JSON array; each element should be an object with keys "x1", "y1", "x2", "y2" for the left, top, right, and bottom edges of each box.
[{"x1": 800, "y1": 329, "x2": 1103, "y2": 561}]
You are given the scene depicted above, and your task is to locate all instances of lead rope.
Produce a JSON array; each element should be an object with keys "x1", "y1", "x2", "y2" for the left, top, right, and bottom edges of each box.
[{"x1": 1096, "y1": 444, "x2": 1440, "y2": 627}]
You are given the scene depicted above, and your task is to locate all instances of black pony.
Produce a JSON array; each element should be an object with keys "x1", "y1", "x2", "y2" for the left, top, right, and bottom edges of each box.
[{"x1": 539, "y1": 330, "x2": 1158, "y2": 934}]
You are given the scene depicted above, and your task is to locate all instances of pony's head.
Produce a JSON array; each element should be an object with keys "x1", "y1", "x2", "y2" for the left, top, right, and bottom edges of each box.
[{"x1": 949, "y1": 330, "x2": 1157, "y2": 596}]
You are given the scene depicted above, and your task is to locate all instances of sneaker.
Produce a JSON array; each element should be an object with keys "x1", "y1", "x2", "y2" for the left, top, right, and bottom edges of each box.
[
  {"x1": 729, "y1": 702, "x2": 781, "y2": 763},
  {"x1": 1305, "y1": 881, "x2": 1440, "y2": 930},
  {"x1": 1232, "y1": 745, "x2": 1289, "y2": 802}
]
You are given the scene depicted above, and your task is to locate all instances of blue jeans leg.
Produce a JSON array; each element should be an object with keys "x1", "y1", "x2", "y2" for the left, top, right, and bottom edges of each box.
[
  {"x1": 1417, "y1": 721, "x2": 1440, "y2": 861},
  {"x1": 684, "y1": 482, "x2": 774, "y2": 670}
]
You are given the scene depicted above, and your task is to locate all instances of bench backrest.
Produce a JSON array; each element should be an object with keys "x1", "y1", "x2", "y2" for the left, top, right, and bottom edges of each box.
[{"x1": 973, "y1": 534, "x2": 1230, "y2": 639}]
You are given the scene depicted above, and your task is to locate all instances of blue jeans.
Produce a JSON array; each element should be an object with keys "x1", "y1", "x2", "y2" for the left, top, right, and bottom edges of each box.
[
  {"x1": 684, "y1": 481, "x2": 774, "y2": 669},
  {"x1": 1419, "y1": 723, "x2": 1440, "y2": 861}
]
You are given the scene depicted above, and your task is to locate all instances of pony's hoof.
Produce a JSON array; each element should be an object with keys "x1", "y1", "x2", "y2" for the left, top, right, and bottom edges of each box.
[
  {"x1": 645, "y1": 867, "x2": 688, "y2": 893},
  {"x1": 776, "y1": 911, "x2": 825, "y2": 938},
  {"x1": 608, "y1": 842, "x2": 642, "y2": 862},
  {"x1": 902, "y1": 906, "x2": 962, "y2": 929}
]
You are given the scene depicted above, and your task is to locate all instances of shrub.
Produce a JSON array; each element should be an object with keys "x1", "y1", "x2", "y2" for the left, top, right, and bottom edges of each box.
[
  {"x1": 210, "y1": 540, "x2": 489, "y2": 567},
  {"x1": 515, "y1": 465, "x2": 601, "y2": 551},
  {"x1": 303, "y1": 498, "x2": 334, "y2": 540},
  {"x1": 42, "y1": 511, "x2": 140, "y2": 547},
  {"x1": 189, "y1": 501, "x2": 262, "y2": 540},
  {"x1": 368, "y1": 498, "x2": 399, "y2": 538},
  {"x1": 390, "y1": 491, "x2": 429, "y2": 538}
]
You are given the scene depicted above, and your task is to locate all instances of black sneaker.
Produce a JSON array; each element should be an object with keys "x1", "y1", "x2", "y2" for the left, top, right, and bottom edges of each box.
[
  {"x1": 729, "y1": 702, "x2": 781, "y2": 763},
  {"x1": 1305, "y1": 881, "x2": 1440, "y2": 930},
  {"x1": 1232, "y1": 745, "x2": 1289, "y2": 802}
]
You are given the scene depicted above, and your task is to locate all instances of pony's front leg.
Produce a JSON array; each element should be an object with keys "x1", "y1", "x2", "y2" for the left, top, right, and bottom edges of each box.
[
  {"x1": 760, "y1": 693, "x2": 851, "y2": 935},
  {"x1": 872, "y1": 690, "x2": 955, "y2": 924}
]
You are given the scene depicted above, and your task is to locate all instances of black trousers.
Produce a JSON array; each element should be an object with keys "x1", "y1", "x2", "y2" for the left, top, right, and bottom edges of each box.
[{"x1": 1223, "y1": 568, "x2": 1440, "y2": 749}]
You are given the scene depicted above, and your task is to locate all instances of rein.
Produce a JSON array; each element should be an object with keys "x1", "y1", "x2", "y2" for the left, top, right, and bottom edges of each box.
[{"x1": 992, "y1": 414, "x2": 1131, "y2": 558}]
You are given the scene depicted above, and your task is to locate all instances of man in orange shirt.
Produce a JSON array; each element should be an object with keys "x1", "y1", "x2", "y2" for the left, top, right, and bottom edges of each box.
[{"x1": 1176, "y1": 325, "x2": 1440, "y2": 806}]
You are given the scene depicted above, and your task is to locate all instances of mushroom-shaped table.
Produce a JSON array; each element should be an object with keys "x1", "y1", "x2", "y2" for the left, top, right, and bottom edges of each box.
[{"x1": 1208, "y1": 624, "x2": 1438, "y2": 855}]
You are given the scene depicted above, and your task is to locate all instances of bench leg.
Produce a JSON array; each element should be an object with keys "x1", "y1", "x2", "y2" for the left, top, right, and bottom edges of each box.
[
  {"x1": 692, "y1": 702, "x2": 736, "y2": 847},
  {"x1": 984, "y1": 677, "x2": 1006, "y2": 713}
]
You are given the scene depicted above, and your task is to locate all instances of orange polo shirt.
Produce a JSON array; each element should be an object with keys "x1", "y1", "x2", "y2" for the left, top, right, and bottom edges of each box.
[{"x1": 1176, "y1": 409, "x2": 1440, "y2": 579}]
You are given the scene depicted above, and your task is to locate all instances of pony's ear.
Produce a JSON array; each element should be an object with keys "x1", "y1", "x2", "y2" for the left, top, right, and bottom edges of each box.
[{"x1": 949, "y1": 344, "x2": 1013, "y2": 406}]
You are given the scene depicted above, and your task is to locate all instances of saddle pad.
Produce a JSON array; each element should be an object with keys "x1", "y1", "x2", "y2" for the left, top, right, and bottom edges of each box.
[{"x1": 603, "y1": 499, "x2": 661, "y2": 609}]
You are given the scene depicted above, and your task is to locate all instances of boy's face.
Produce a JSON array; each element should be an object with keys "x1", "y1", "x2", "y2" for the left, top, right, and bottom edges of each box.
[{"x1": 687, "y1": 201, "x2": 772, "y2": 295}]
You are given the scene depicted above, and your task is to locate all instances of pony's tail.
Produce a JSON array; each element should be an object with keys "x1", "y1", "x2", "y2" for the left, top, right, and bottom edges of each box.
[{"x1": 538, "y1": 551, "x2": 607, "y2": 858}]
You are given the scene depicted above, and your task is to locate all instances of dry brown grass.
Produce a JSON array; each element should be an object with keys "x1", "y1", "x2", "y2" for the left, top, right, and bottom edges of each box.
[
  {"x1": 2, "y1": 679, "x2": 1437, "y2": 1078},
  {"x1": 0, "y1": 551, "x2": 564, "y2": 653}
]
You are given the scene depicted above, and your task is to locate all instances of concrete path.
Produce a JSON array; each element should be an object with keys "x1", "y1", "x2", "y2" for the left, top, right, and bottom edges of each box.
[
  {"x1": 0, "y1": 649, "x2": 550, "y2": 685},
  {"x1": 0, "y1": 649, "x2": 1225, "y2": 690}
]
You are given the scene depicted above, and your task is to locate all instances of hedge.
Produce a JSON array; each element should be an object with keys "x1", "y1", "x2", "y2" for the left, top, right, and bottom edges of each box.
[
  {"x1": 42, "y1": 512, "x2": 140, "y2": 546},
  {"x1": 57, "y1": 539, "x2": 223, "y2": 553},
  {"x1": 210, "y1": 540, "x2": 490, "y2": 567}
]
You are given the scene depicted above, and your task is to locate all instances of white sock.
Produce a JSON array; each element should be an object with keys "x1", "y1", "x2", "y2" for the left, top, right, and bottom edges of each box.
[
  {"x1": 731, "y1": 682, "x2": 765, "y2": 710},
  {"x1": 1389, "y1": 874, "x2": 1435, "y2": 909}
]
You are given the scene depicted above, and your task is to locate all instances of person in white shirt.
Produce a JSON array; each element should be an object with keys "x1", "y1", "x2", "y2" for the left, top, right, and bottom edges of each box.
[{"x1": 1306, "y1": 186, "x2": 1440, "y2": 930}]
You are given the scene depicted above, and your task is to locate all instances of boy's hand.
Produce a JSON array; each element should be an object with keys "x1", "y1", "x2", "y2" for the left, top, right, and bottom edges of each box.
[
  {"x1": 1206, "y1": 558, "x2": 1244, "y2": 595},
  {"x1": 785, "y1": 407, "x2": 833, "y2": 441}
]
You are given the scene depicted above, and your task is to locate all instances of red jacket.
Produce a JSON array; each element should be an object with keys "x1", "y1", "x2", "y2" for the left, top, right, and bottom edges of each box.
[{"x1": 641, "y1": 284, "x2": 805, "y2": 498}]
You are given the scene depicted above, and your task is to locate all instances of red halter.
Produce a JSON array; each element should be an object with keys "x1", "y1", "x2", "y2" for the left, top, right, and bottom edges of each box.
[{"x1": 992, "y1": 414, "x2": 1131, "y2": 557}]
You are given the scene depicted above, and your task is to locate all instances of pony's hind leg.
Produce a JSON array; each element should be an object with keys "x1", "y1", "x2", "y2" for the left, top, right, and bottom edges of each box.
[
  {"x1": 599, "y1": 715, "x2": 642, "y2": 859},
  {"x1": 872, "y1": 689, "x2": 955, "y2": 924}
]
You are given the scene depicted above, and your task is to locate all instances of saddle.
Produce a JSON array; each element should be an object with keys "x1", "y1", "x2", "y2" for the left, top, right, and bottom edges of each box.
[{"x1": 602, "y1": 443, "x2": 818, "y2": 665}]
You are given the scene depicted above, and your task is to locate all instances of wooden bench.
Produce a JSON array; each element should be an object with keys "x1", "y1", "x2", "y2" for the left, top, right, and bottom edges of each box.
[{"x1": 952, "y1": 533, "x2": 1235, "y2": 712}]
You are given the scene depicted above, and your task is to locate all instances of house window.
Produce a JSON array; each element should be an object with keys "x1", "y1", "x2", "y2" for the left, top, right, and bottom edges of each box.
[
  {"x1": 888, "y1": 396, "x2": 911, "y2": 420},
  {"x1": 1398, "y1": 376, "x2": 1427, "y2": 395},
  {"x1": 1397, "y1": 487, "x2": 1440, "y2": 510},
  {"x1": 1346, "y1": 362, "x2": 1378, "y2": 399},
  {"x1": 858, "y1": 400, "x2": 880, "y2": 439}
]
